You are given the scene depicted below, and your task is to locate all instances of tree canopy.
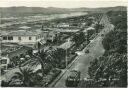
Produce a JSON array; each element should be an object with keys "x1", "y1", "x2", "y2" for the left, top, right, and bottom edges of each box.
[{"x1": 88, "y1": 11, "x2": 127, "y2": 87}]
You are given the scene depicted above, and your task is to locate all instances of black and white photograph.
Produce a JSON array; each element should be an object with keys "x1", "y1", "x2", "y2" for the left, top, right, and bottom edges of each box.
[{"x1": 0, "y1": 0, "x2": 127, "y2": 87}]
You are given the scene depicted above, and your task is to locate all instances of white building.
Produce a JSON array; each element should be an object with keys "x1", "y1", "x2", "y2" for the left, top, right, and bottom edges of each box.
[{"x1": 2, "y1": 30, "x2": 44, "y2": 45}]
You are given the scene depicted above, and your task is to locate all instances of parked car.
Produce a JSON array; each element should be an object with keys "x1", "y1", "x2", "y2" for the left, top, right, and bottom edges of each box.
[
  {"x1": 85, "y1": 49, "x2": 89, "y2": 53},
  {"x1": 101, "y1": 34, "x2": 104, "y2": 37},
  {"x1": 65, "y1": 70, "x2": 81, "y2": 87},
  {"x1": 42, "y1": 68, "x2": 61, "y2": 87}
]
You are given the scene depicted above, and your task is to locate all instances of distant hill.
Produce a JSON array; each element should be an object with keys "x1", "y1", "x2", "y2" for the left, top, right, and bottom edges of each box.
[
  {"x1": 71, "y1": 6, "x2": 127, "y2": 12},
  {"x1": 0, "y1": 6, "x2": 71, "y2": 14},
  {"x1": 0, "y1": 6, "x2": 126, "y2": 17},
  {"x1": 0, "y1": 6, "x2": 72, "y2": 17}
]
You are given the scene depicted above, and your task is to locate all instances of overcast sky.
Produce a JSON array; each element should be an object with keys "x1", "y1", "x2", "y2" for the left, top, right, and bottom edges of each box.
[{"x1": 0, "y1": 0, "x2": 127, "y2": 8}]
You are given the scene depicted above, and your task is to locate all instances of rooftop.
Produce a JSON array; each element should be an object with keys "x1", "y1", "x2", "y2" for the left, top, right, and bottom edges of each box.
[
  {"x1": 2, "y1": 30, "x2": 41, "y2": 36},
  {"x1": 44, "y1": 27, "x2": 79, "y2": 33},
  {"x1": 87, "y1": 27, "x2": 95, "y2": 30},
  {"x1": 19, "y1": 26, "x2": 31, "y2": 29}
]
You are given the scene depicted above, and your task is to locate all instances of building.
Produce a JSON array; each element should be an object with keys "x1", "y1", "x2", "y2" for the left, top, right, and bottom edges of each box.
[
  {"x1": 1, "y1": 45, "x2": 32, "y2": 70},
  {"x1": 0, "y1": 56, "x2": 10, "y2": 70},
  {"x1": 1, "y1": 29, "x2": 59, "y2": 50},
  {"x1": 42, "y1": 30, "x2": 58, "y2": 42},
  {"x1": 87, "y1": 27, "x2": 95, "y2": 30},
  {"x1": 46, "y1": 31, "x2": 57, "y2": 42},
  {"x1": 43, "y1": 27, "x2": 79, "y2": 33},
  {"x1": 57, "y1": 23, "x2": 70, "y2": 28},
  {"x1": 2, "y1": 30, "x2": 44, "y2": 45}
]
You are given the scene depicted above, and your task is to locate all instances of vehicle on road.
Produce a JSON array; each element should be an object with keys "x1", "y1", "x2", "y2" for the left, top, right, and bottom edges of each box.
[
  {"x1": 85, "y1": 49, "x2": 89, "y2": 53},
  {"x1": 101, "y1": 34, "x2": 104, "y2": 37},
  {"x1": 65, "y1": 70, "x2": 81, "y2": 87},
  {"x1": 75, "y1": 51, "x2": 84, "y2": 56}
]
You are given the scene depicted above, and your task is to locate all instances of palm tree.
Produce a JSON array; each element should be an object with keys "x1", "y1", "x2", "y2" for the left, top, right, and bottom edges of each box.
[
  {"x1": 27, "y1": 50, "x2": 47, "y2": 76},
  {"x1": 49, "y1": 48, "x2": 66, "y2": 68},
  {"x1": 11, "y1": 67, "x2": 35, "y2": 87}
]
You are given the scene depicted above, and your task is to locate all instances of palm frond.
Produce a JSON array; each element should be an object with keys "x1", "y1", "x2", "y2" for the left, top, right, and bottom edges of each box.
[
  {"x1": 14, "y1": 72, "x2": 23, "y2": 77},
  {"x1": 26, "y1": 57, "x2": 41, "y2": 67},
  {"x1": 21, "y1": 67, "x2": 33, "y2": 76},
  {"x1": 11, "y1": 75, "x2": 18, "y2": 80}
]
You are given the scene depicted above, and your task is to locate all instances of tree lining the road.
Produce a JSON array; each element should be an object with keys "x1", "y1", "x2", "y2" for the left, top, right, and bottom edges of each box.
[
  {"x1": 71, "y1": 32, "x2": 86, "y2": 47},
  {"x1": 87, "y1": 10, "x2": 127, "y2": 87},
  {"x1": 94, "y1": 23, "x2": 104, "y2": 33}
]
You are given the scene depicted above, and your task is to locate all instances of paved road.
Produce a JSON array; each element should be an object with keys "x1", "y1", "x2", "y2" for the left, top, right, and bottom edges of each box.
[
  {"x1": 54, "y1": 31, "x2": 105, "y2": 87},
  {"x1": 54, "y1": 14, "x2": 114, "y2": 87}
]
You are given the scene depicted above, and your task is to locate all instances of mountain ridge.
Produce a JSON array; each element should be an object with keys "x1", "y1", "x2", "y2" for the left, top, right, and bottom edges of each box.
[{"x1": 0, "y1": 6, "x2": 126, "y2": 17}]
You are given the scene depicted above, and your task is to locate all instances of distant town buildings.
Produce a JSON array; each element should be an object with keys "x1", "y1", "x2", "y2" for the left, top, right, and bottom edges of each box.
[
  {"x1": 43, "y1": 27, "x2": 79, "y2": 33},
  {"x1": 56, "y1": 23, "x2": 70, "y2": 28}
]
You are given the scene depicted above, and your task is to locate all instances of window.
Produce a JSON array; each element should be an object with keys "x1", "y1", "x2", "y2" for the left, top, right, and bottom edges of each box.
[
  {"x1": 1, "y1": 59, "x2": 7, "y2": 64},
  {"x1": 3, "y1": 36, "x2": 7, "y2": 40},
  {"x1": 29, "y1": 37, "x2": 32, "y2": 40},
  {"x1": 8, "y1": 36, "x2": 13, "y2": 40},
  {"x1": 18, "y1": 37, "x2": 21, "y2": 40}
]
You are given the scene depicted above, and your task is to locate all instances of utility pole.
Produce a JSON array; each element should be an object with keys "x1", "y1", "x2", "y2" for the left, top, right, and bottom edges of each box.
[
  {"x1": 86, "y1": 31, "x2": 88, "y2": 45},
  {"x1": 0, "y1": 11, "x2": 2, "y2": 60},
  {"x1": 0, "y1": 33, "x2": 2, "y2": 60},
  {"x1": 0, "y1": 36, "x2": 1, "y2": 60},
  {"x1": 65, "y1": 40, "x2": 67, "y2": 69},
  {"x1": 65, "y1": 38, "x2": 69, "y2": 69}
]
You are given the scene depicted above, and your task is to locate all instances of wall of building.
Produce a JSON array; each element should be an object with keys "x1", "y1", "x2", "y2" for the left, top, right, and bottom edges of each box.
[{"x1": 2, "y1": 36, "x2": 37, "y2": 44}]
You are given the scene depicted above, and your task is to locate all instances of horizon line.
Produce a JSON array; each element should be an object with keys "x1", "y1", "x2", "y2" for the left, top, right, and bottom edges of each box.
[{"x1": 0, "y1": 5, "x2": 126, "y2": 9}]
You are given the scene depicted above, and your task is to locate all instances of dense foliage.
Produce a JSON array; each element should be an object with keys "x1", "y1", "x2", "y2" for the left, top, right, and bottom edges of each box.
[
  {"x1": 88, "y1": 11, "x2": 127, "y2": 87},
  {"x1": 94, "y1": 23, "x2": 104, "y2": 33},
  {"x1": 72, "y1": 32, "x2": 86, "y2": 47}
]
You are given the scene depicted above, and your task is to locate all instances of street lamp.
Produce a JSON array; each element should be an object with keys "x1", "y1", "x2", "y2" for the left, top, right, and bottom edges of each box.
[
  {"x1": 65, "y1": 38, "x2": 70, "y2": 68},
  {"x1": 0, "y1": 11, "x2": 2, "y2": 60},
  {"x1": 0, "y1": 35, "x2": 2, "y2": 60},
  {"x1": 65, "y1": 38, "x2": 70, "y2": 69}
]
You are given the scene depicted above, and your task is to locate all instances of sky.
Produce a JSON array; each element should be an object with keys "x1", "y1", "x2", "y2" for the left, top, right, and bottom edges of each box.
[{"x1": 0, "y1": 0, "x2": 127, "y2": 8}]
